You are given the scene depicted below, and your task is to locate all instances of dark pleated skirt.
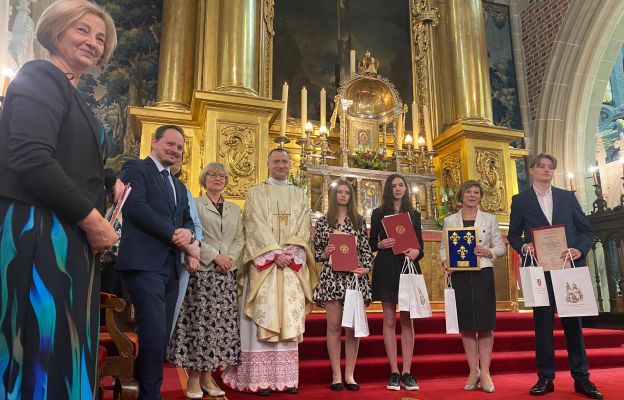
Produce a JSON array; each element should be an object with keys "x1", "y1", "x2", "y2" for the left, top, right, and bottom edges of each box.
[
  {"x1": 0, "y1": 198, "x2": 100, "y2": 398},
  {"x1": 451, "y1": 267, "x2": 496, "y2": 331}
]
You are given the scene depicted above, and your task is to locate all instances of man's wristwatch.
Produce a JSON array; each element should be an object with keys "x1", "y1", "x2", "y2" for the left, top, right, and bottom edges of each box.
[{"x1": 189, "y1": 229, "x2": 196, "y2": 244}]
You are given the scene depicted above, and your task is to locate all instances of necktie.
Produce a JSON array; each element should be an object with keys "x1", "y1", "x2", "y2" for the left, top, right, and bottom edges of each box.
[{"x1": 160, "y1": 169, "x2": 176, "y2": 209}]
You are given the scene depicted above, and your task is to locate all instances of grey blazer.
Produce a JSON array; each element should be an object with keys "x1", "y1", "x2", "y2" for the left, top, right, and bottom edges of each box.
[
  {"x1": 439, "y1": 209, "x2": 506, "y2": 268},
  {"x1": 195, "y1": 196, "x2": 245, "y2": 272}
]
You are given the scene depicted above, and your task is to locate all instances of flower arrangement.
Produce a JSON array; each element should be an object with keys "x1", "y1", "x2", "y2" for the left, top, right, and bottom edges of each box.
[
  {"x1": 351, "y1": 148, "x2": 393, "y2": 170},
  {"x1": 437, "y1": 185, "x2": 462, "y2": 227}
]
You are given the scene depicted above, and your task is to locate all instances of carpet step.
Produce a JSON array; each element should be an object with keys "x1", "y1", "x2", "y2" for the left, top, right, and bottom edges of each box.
[
  {"x1": 298, "y1": 347, "x2": 624, "y2": 385},
  {"x1": 303, "y1": 311, "x2": 564, "y2": 336},
  {"x1": 299, "y1": 328, "x2": 624, "y2": 359}
]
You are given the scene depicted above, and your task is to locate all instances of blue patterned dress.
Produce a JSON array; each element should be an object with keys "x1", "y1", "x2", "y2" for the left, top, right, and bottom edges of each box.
[{"x1": 0, "y1": 60, "x2": 108, "y2": 399}]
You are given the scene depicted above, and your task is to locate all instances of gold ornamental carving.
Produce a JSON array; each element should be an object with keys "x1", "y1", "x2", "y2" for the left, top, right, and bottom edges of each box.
[
  {"x1": 218, "y1": 122, "x2": 257, "y2": 198},
  {"x1": 441, "y1": 153, "x2": 461, "y2": 189},
  {"x1": 410, "y1": 0, "x2": 439, "y2": 106},
  {"x1": 262, "y1": 0, "x2": 275, "y2": 97},
  {"x1": 476, "y1": 149, "x2": 506, "y2": 213}
]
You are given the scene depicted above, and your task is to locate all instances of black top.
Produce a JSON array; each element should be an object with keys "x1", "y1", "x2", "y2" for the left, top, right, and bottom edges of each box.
[
  {"x1": 463, "y1": 219, "x2": 475, "y2": 227},
  {"x1": 0, "y1": 60, "x2": 106, "y2": 224}
]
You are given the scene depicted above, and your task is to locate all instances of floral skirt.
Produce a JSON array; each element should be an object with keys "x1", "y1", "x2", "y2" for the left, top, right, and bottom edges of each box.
[{"x1": 166, "y1": 270, "x2": 241, "y2": 371}]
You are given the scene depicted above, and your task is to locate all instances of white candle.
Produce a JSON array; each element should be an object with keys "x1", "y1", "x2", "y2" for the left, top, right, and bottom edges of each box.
[
  {"x1": 589, "y1": 166, "x2": 598, "y2": 185},
  {"x1": 281, "y1": 82, "x2": 289, "y2": 136},
  {"x1": 320, "y1": 88, "x2": 326, "y2": 128},
  {"x1": 350, "y1": 50, "x2": 356, "y2": 75},
  {"x1": 412, "y1": 101, "x2": 420, "y2": 138},
  {"x1": 417, "y1": 136, "x2": 426, "y2": 149},
  {"x1": 300, "y1": 86, "x2": 307, "y2": 137},
  {"x1": 566, "y1": 172, "x2": 575, "y2": 191},
  {"x1": 423, "y1": 105, "x2": 433, "y2": 151}
]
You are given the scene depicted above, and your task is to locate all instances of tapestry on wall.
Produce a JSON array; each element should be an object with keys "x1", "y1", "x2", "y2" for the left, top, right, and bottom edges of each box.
[{"x1": 78, "y1": 0, "x2": 162, "y2": 170}]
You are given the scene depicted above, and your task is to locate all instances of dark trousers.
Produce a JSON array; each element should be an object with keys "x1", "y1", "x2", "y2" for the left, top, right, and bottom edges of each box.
[
  {"x1": 121, "y1": 253, "x2": 179, "y2": 400},
  {"x1": 532, "y1": 272, "x2": 589, "y2": 381}
]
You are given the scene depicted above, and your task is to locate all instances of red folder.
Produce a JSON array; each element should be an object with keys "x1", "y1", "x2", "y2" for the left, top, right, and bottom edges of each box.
[
  {"x1": 328, "y1": 233, "x2": 359, "y2": 272},
  {"x1": 382, "y1": 212, "x2": 420, "y2": 255}
]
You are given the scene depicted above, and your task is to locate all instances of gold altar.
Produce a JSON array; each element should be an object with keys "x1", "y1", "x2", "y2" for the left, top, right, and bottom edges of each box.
[{"x1": 129, "y1": 0, "x2": 524, "y2": 311}]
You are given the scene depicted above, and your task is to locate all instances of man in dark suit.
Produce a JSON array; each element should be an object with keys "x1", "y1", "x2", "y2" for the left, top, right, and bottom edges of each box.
[
  {"x1": 508, "y1": 153, "x2": 602, "y2": 399},
  {"x1": 117, "y1": 125, "x2": 200, "y2": 400}
]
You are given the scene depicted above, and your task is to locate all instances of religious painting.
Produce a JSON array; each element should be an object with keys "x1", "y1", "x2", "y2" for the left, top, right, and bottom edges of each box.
[
  {"x1": 483, "y1": 1, "x2": 522, "y2": 131},
  {"x1": 349, "y1": 119, "x2": 379, "y2": 153},
  {"x1": 272, "y1": 0, "x2": 413, "y2": 127}
]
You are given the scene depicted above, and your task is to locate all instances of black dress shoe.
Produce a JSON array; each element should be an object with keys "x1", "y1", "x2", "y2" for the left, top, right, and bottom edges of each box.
[
  {"x1": 574, "y1": 380, "x2": 603, "y2": 399},
  {"x1": 529, "y1": 378, "x2": 554, "y2": 396},
  {"x1": 284, "y1": 386, "x2": 298, "y2": 394},
  {"x1": 344, "y1": 383, "x2": 360, "y2": 391},
  {"x1": 257, "y1": 388, "x2": 272, "y2": 396},
  {"x1": 329, "y1": 382, "x2": 344, "y2": 391}
]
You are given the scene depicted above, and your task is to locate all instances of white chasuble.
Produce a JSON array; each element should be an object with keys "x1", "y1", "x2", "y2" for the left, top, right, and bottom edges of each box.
[{"x1": 242, "y1": 182, "x2": 316, "y2": 343}]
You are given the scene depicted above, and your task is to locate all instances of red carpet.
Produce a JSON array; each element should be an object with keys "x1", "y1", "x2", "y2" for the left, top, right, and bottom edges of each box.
[{"x1": 104, "y1": 312, "x2": 624, "y2": 399}]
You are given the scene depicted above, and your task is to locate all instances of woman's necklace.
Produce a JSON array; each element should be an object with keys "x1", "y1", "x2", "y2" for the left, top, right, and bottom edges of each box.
[{"x1": 206, "y1": 192, "x2": 221, "y2": 206}]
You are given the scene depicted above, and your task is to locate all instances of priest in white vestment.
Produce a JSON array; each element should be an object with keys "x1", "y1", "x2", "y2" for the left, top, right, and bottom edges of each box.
[{"x1": 222, "y1": 148, "x2": 318, "y2": 395}]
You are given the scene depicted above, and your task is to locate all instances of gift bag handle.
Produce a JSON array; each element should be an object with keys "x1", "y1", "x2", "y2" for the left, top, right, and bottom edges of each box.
[
  {"x1": 446, "y1": 275, "x2": 453, "y2": 289},
  {"x1": 401, "y1": 257, "x2": 420, "y2": 275},
  {"x1": 562, "y1": 249, "x2": 577, "y2": 269},
  {"x1": 348, "y1": 274, "x2": 361, "y2": 291},
  {"x1": 522, "y1": 251, "x2": 541, "y2": 268}
]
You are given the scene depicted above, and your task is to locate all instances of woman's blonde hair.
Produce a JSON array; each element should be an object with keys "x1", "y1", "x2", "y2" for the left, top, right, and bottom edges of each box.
[
  {"x1": 199, "y1": 162, "x2": 230, "y2": 188},
  {"x1": 36, "y1": 0, "x2": 117, "y2": 65}
]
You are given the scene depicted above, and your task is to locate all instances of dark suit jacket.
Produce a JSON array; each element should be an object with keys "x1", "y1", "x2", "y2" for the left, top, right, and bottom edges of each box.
[
  {"x1": 116, "y1": 157, "x2": 194, "y2": 272},
  {"x1": 0, "y1": 60, "x2": 106, "y2": 223},
  {"x1": 508, "y1": 186, "x2": 594, "y2": 266}
]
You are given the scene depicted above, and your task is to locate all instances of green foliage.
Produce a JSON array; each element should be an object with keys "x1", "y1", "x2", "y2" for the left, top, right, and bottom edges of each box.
[
  {"x1": 437, "y1": 185, "x2": 462, "y2": 227},
  {"x1": 288, "y1": 170, "x2": 308, "y2": 191}
]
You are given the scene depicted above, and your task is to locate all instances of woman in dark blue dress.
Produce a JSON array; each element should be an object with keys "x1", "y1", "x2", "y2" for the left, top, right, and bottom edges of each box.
[{"x1": 0, "y1": 1, "x2": 118, "y2": 397}]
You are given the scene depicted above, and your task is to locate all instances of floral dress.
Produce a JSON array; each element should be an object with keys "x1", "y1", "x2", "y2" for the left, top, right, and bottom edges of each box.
[{"x1": 312, "y1": 215, "x2": 374, "y2": 307}]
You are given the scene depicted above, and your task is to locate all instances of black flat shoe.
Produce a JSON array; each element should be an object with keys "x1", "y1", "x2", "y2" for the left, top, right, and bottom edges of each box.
[
  {"x1": 284, "y1": 386, "x2": 298, "y2": 394},
  {"x1": 257, "y1": 388, "x2": 272, "y2": 396},
  {"x1": 574, "y1": 379, "x2": 603, "y2": 399},
  {"x1": 345, "y1": 383, "x2": 360, "y2": 391},
  {"x1": 329, "y1": 382, "x2": 344, "y2": 391},
  {"x1": 529, "y1": 378, "x2": 554, "y2": 396}
]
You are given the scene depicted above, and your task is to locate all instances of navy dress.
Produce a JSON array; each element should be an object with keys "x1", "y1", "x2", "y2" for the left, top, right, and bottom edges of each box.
[{"x1": 0, "y1": 61, "x2": 108, "y2": 398}]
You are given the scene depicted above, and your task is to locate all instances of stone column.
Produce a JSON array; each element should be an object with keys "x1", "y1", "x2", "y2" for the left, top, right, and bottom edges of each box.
[
  {"x1": 215, "y1": 0, "x2": 260, "y2": 96},
  {"x1": 155, "y1": 0, "x2": 197, "y2": 110}
]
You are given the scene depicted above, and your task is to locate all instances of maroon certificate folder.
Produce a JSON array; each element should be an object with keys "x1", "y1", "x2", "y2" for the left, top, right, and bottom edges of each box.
[
  {"x1": 328, "y1": 233, "x2": 358, "y2": 272},
  {"x1": 382, "y1": 212, "x2": 420, "y2": 255}
]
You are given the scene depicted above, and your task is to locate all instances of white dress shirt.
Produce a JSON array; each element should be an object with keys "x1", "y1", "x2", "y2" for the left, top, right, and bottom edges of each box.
[
  {"x1": 533, "y1": 185, "x2": 553, "y2": 225},
  {"x1": 149, "y1": 155, "x2": 177, "y2": 204}
]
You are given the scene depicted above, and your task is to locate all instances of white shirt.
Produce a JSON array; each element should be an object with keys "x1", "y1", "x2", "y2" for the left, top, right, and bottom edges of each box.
[
  {"x1": 267, "y1": 176, "x2": 289, "y2": 186},
  {"x1": 533, "y1": 185, "x2": 553, "y2": 225},
  {"x1": 149, "y1": 155, "x2": 177, "y2": 204}
]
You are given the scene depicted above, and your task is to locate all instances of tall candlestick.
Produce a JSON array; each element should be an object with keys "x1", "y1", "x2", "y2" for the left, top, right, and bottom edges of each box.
[
  {"x1": 423, "y1": 105, "x2": 433, "y2": 151},
  {"x1": 350, "y1": 50, "x2": 356, "y2": 75},
  {"x1": 320, "y1": 88, "x2": 326, "y2": 127},
  {"x1": 280, "y1": 82, "x2": 289, "y2": 136},
  {"x1": 397, "y1": 114, "x2": 404, "y2": 147},
  {"x1": 300, "y1": 86, "x2": 307, "y2": 137},
  {"x1": 412, "y1": 101, "x2": 420, "y2": 137}
]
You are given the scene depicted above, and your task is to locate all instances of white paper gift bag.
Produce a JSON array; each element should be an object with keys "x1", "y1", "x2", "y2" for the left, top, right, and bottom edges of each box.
[
  {"x1": 444, "y1": 277, "x2": 460, "y2": 334},
  {"x1": 520, "y1": 254, "x2": 550, "y2": 307},
  {"x1": 550, "y1": 252, "x2": 598, "y2": 318},
  {"x1": 399, "y1": 259, "x2": 432, "y2": 319},
  {"x1": 341, "y1": 276, "x2": 369, "y2": 337}
]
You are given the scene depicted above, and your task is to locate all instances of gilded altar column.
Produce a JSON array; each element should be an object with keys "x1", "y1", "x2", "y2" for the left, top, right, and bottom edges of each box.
[
  {"x1": 445, "y1": 0, "x2": 492, "y2": 124},
  {"x1": 154, "y1": 0, "x2": 197, "y2": 110},
  {"x1": 215, "y1": 0, "x2": 260, "y2": 96}
]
